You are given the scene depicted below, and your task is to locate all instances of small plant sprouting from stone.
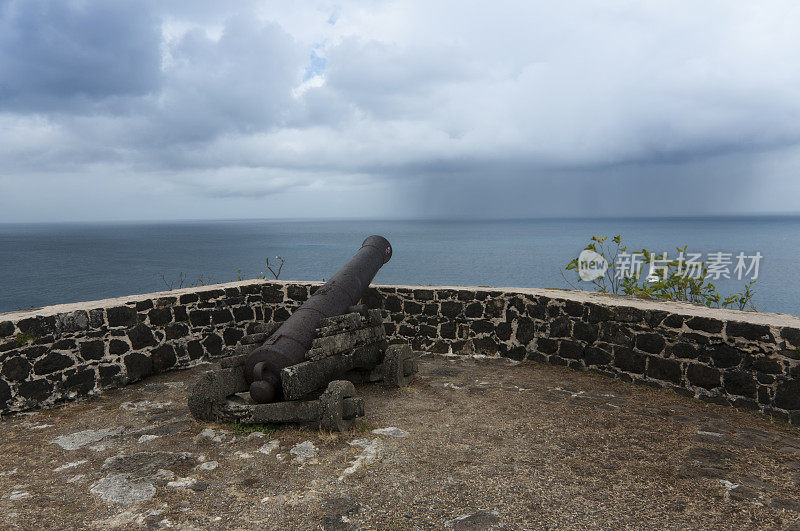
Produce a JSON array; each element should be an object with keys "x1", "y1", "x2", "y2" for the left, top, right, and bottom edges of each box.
[
  {"x1": 260, "y1": 256, "x2": 285, "y2": 280},
  {"x1": 160, "y1": 272, "x2": 187, "y2": 291},
  {"x1": 15, "y1": 332, "x2": 38, "y2": 346},
  {"x1": 563, "y1": 235, "x2": 757, "y2": 311},
  {"x1": 226, "y1": 422, "x2": 280, "y2": 437}
]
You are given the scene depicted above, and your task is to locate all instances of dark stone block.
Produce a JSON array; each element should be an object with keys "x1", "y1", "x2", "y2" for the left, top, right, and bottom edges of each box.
[
  {"x1": 384, "y1": 296, "x2": 402, "y2": 313},
  {"x1": 440, "y1": 301, "x2": 463, "y2": 318},
  {"x1": 262, "y1": 285, "x2": 284, "y2": 303},
  {"x1": 573, "y1": 321, "x2": 598, "y2": 344},
  {"x1": 726, "y1": 321, "x2": 773, "y2": 342},
  {"x1": 173, "y1": 306, "x2": 188, "y2": 322},
  {"x1": 537, "y1": 337, "x2": 558, "y2": 354},
  {"x1": 404, "y1": 301, "x2": 422, "y2": 314},
  {"x1": 495, "y1": 322, "x2": 512, "y2": 341},
  {"x1": 34, "y1": 353, "x2": 74, "y2": 375},
  {"x1": 599, "y1": 322, "x2": 633, "y2": 347},
  {"x1": 124, "y1": 352, "x2": 152, "y2": 380},
  {"x1": 223, "y1": 327, "x2": 245, "y2": 346},
  {"x1": 550, "y1": 356, "x2": 568, "y2": 366},
  {"x1": 135, "y1": 299, "x2": 154, "y2": 311},
  {"x1": 470, "y1": 320, "x2": 494, "y2": 334},
  {"x1": 79, "y1": 340, "x2": 105, "y2": 361},
  {"x1": 527, "y1": 303, "x2": 547, "y2": 320},
  {"x1": 240, "y1": 284, "x2": 260, "y2": 295},
  {"x1": 151, "y1": 344, "x2": 177, "y2": 372},
  {"x1": 0, "y1": 321, "x2": 13, "y2": 337},
  {"x1": 17, "y1": 316, "x2": 55, "y2": 337},
  {"x1": 723, "y1": 371, "x2": 757, "y2": 399},
  {"x1": 465, "y1": 302, "x2": 483, "y2": 318},
  {"x1": 109, "y1": 339, "x2": 130, "y2": 355},
  {"x1": 549, "y1": 316, "x2": 571, "y2": 338},
  {"x1": 484, "y1": 299, "x2": 505, "y2": 318},
  {"x1": 420, "y1": 324, "x2": 438, "y2": 338},
  {"x1": 127, "y1": 323, "x2": 157, "y2": 350},
  {"x1": 457, "y1": 290, "x2": 475, "y2": 301},
  {"x1": 686, "y1": 317, "x2": 723, "y2": 334},
  {"x1": 88, "y1": 309, "x2": 105, "y2": 328},
  {"x1": 584, "y1": 345, "x2": 612, "y2": 366},
  {"x1": 287, "y1": 285, "x2": 308, "y2": 301},
  {"x1": 423, "y1": 303, "x2": 439, "y2": 316},
  {"x1": 232, "y1": 306, "x2": 254, "y2": 322},
  {"x1": 781, "y1": 327, "x2": 800, "y2": 348},
  {"x1": 559, "y1": 340, "x2": 584, "y2": 359},
  {"x1": 505, "y1": 346, "x2": 526, "y2": 360},
  {"x1": 202, "y1": 334, "x2": 223, "y2": 356},
  {"x1": 547, "y1": 304, "x2": 562, "y2": 318},
  {"x1": 612, "y1": 306, "x2": 644, "y2": 323},
  {"x1": 165, "y1": 323, "x2": 189, "y2": 340},
  {"x1": 680, "y1": 332, "x2": 710, "y2": 346},
  {"x1": 564, "y1": 300, "x2": 584, "y2": 317},
  {"x1": 2, "y1": 356, "x2": 31, "y2": 381},
  {"x1": 22, "y1": 345, "x2": 47, "y2": 360},
  {"x1": 0, "y1": 379, "x2": 11, "y2": 406},
  {"x1": 515, "y1": 317, "x2": 535, "y2": 345},
  {"x1": 646, "y1": 357, "x2": 682, "y2": 383},
  {"x1": 64, "y1": 369, "x2": 95, "y2": 394},
  {"x1": 187, "y1": 340, "x2": 204, "y2": 360},
  {"x1": 398, "y1": 324, "x2": 416, "y2": 337},
  {"x1": 52, "y1": 338, "x2": 77, "y2": 350},
  {"x1": 774, "y1": 380, "x2": 800, "y2": 410},
  {"x1": 155, "y1": 296, "x2": 177, "y2": 307},
  {"x1": 440, "y1": 322, "x2": 456, "y2": 339},
  {"x1": 614, "y1": 346, "x2": 646, "y2": 374},
  {"x1": 198, "y1": 289, "x2": 225, "y2": 301},
  {"x1": 148, "y1": 308, "x2": 173, "y2": 326},
  {"x1": 413, "y1": 289, "x2": 434, "y2": 301},
  {"x1": 56, "y1": 311, "x2": 89, "y2": 333},
  {"x1": 662, "y1": 314, "x2": 684, "y2": 328},
  {"x1": 473, "y1": 336, "x2": 501, "y2": 355},
  {"x1": 646, "y1": 310, "x2": 668, "y2": 328},
  {"x1": 585, "y1": 303, "x2": 610, "y2": 324},
  {"x1": 706, "y1": 343, "x2": 742, "y2": 369},
  {"x1": 224, "y1": 287, "x2": 241, "y2": 297},
  {"x1": 212, "y1": 309, "x2": 233, "y2": 325},
  {"x1": 188, "y1": 310, "x2": 211, "y2": 327},
  {"x1": 107, "y1": 306, "x2": 138, "y2": 328},
  {"x1": 636, "y1": 333, "x2": 666, "y2": 354},
  {"x1": 18, "y1": 379, "x2": 52, "y2": 401},
  {"x1": 751, "y1": 357, "x2": 782, "y2": 374},
  {"x1": 667, "y1": 342, "x2": 697, "y2": 359},
  {"x1": 687, "y1": 364, "x2": 720, "y2": 389}
]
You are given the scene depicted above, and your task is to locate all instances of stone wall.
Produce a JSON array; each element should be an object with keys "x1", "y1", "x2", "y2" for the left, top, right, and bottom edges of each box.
[{"x1": 2, "y1": 281, "x2": 799, "y2": 424}]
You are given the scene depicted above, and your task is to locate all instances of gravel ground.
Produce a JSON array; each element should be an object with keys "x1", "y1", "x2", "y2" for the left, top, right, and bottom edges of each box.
[{"x1": 1, "y1": 354, "x2": 799, "y2": 530}]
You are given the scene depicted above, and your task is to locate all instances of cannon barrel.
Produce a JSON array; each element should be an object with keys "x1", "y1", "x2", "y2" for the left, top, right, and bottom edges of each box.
[{"x1": 245, "y1": 235, "x2": 392, "y2": 403}]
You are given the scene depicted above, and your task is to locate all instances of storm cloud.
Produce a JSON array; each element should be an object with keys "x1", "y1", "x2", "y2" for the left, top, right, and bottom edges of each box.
[{"x1": 1, "y1": 0, "x2": 799, "y2": 221}]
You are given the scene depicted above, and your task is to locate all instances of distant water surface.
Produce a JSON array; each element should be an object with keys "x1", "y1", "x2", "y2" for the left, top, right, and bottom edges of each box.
[{"x1": 0, "y1": 217, "x2": 797, "y2": 316}]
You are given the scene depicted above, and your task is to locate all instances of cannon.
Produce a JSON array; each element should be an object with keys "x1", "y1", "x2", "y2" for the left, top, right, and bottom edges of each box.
[
  {"x1": 246, "y1": 235, "x2": 393, "y2": 404},
  {"x1": 187, "y1": 236, "x2": 418, "y2": 431}
]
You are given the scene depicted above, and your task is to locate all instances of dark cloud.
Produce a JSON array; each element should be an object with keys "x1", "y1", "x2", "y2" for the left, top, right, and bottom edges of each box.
[
  {"x1": 0, "y1": 1, "x2": 799, "y2": 222},
  {"x1": 0, "y1": 0, "x2": 161, "y2": 110}
]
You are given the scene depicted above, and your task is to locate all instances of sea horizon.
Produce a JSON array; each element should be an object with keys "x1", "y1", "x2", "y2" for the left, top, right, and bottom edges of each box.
[{"x1": 1, "y1": 216, "x2": 797, "y2": 317}]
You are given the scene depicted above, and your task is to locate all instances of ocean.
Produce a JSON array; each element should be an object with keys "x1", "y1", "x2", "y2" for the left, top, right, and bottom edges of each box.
[{"x1": 0, "y1": 217, "x2": 797, "y2": 316}]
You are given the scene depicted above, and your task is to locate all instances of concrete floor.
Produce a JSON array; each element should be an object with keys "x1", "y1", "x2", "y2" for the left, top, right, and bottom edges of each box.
[{"x1": 1, "y1": 354, "x2": 799, "y2": 530}]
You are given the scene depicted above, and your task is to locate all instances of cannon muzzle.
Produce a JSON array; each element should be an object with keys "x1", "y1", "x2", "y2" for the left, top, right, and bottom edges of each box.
[{"x1": 244, "y1": 235, "x2": 392, "y2": 403}]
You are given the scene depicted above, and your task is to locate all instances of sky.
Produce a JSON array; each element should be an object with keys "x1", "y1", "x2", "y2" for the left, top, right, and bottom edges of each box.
[{"x1": 1, "y1": 0, "x2": 799, "y2": 222}]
